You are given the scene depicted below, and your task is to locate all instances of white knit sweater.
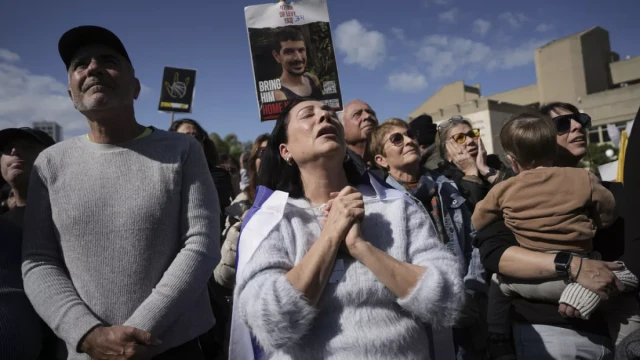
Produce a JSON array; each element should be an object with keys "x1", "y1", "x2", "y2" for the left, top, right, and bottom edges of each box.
[{"x1": 235, "y1": 183, "x2": 465, "y2": 359}]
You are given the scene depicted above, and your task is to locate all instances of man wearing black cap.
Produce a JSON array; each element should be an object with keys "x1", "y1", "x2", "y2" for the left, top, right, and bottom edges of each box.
[
  {"x1": 0, "y1": 127, "x2": 56, "y2": 360},
  {"x1": 22, "y1": 26, "x2": 220, "y2": 360},
  {"x1": 0, "y1": 127, "x2": 55, "y2": 226},
  {"x1": 408, "y1": 114, "x2": 442, "y2": 170}
]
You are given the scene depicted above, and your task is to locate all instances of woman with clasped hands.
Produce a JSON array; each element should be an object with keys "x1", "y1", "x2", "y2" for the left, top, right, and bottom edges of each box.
[{"x1": 234, "y1": 99, "x2": 464, "y2": 359}]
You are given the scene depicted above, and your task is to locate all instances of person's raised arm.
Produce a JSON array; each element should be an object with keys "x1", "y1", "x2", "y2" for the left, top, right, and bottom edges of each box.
[
  {"x1": 285, "y1": 186, "x2": 363, "y2": 304},
  {"x1": 235, "y1": 186, "x2": 362, "y2": 352},
  {"x1": 347, "y1": 199, "x2": 464, "y2": 327},
  {"x1": 124, "y1": 139, "x2": 221, "y2": 336}
]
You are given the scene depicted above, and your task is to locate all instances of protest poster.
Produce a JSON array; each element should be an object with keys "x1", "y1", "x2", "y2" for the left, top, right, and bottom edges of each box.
[
  {"x1": 158, "y1": 66, "x2": 197, "y2": 113},
  {"x1": 245, "y1": 0, "x2": 343, "y2": 121}
]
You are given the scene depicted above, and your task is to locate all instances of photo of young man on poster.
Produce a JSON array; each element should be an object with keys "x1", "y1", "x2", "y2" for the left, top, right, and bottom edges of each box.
[
  {"x1": 272, "y1": 27, "x2": 323, "y2": 101},
  {"x1": 245, "y1": 0, "x2": 342, "y2": 121}
]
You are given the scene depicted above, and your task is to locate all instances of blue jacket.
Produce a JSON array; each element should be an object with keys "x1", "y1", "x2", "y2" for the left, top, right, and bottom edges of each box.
[{"x1": 387, "y1": 171, "x2": 487, "y2": 295}]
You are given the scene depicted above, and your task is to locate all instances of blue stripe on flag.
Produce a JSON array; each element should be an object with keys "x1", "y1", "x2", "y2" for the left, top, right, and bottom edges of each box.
[{"x1": 234, "y1": 186, "x2": 275, "y2": 360}]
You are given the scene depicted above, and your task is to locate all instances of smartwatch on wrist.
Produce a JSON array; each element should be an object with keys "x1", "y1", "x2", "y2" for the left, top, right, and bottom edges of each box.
[
  {"x1": 481, "y1": 167, "x2": 497, "y2": 178},
  {"x1": 554, "y1": 251, "x2": 573, "y2": 279}
]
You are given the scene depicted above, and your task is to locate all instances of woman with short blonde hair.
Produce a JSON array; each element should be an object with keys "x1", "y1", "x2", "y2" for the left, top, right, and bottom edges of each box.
[{"x1": 369, "y1": 118, "x2": 488, "y2": 360}]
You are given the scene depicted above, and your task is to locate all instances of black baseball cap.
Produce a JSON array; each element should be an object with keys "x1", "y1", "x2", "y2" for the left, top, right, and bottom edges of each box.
[
  {"x1": 409, "y1": 114, "x2": 437, "y2": 147},
  {"x1": 0, "y1": 128, "x2": 56, "y2": 150},
  {"x1": 58, "y1": 25, "x2": 132, "y2": 70}
]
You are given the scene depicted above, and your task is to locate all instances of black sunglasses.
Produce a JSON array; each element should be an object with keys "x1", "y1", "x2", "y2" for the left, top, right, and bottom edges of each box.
[
  {"x1": 552, "y1": 113, "x2": 591, "y2": 134},
  {"x1": 385, "y1": 130, "x2": 416, "y2": 147}
]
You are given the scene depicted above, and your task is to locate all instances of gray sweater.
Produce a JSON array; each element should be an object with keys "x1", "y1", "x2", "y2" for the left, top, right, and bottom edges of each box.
[
  {"x1": 22, "y1": 130, "x2": 221, "y2": 359},
  {"x1": 235, "y1": 184, "x2": 465, "y2": 359}
]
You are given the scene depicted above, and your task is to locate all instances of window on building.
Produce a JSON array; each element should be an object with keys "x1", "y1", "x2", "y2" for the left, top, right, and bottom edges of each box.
[{"x1": 587, "y1": 121, "x2": 631, "y2": 145}]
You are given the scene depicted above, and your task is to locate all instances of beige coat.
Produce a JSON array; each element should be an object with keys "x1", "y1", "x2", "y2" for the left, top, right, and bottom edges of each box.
[
  {"x1": 214, "y1": 192, "x2": 251, "y2": 289},
  {"x1": 472, "y1": 167, "x2": 617, "y2": 253}
]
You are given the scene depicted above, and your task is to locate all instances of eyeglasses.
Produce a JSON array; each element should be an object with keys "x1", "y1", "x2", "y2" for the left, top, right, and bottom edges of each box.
[
  {"x1": 385, "y1": 130, "x2": 416, "y2": 147},
  {"x1": 436, "y1": 115, "x2": 465, "y2": 132},
  {"x1": 552, "y1": 113, "x2": 591, "y2": 135},
  {"x1": 256, "y1": 147, "x2": 266, "y2": 158},
  {"x1": 450, "y1": 129, "x2": 480, "y2": 144}
]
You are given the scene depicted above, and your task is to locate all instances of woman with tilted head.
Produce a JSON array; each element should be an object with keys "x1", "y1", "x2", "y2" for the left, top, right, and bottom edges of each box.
[{"x1": 233, "y1": 99, "x2": 464, "y2": 359}]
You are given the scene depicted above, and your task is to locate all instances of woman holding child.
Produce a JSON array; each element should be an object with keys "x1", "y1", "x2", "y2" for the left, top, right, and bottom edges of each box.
[{"x1": 475, "y1": 102, "x2": 636, "y2": 360}]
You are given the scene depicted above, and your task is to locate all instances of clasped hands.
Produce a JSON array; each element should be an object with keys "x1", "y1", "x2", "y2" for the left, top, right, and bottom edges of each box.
[
  {"x1": 80, "y1": 325, "x2": 161, "y2": 360},
  {"x1": 320, "y1": 186, "x2": 367, "y2": 254}
]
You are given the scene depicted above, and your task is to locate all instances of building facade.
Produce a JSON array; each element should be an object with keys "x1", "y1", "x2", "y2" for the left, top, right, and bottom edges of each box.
[
  {"x1": 33, "y1": 121, "x2": 63, "y2": 143},
  {"x1": 409, "y1": 26, "x2": 640, "y2": 155}
]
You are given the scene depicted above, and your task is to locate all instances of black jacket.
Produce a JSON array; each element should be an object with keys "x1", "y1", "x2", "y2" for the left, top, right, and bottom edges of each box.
[
  {"x1": 622, "y1": 107, "x2": 640, "y2": 279},
  {"x1": 436, "y1": 162, "x2": 489, "y2": 213},
  {"x1": 210, "y1": 167, "x2": 233, "y2": 238}
]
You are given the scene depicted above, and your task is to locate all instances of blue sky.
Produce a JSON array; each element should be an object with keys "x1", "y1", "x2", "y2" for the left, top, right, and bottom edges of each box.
[{"x1": 1, "y1": 0, "x2": 638, "y2": 143}]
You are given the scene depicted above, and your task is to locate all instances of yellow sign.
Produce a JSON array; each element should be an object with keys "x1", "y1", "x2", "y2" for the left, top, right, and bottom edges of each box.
[
  {"x1": 618, "y1": 131, "x2": 628, "y2": 183},
  {"x1": 159, "y1": 102, "x2": 189, "y2": 110}
]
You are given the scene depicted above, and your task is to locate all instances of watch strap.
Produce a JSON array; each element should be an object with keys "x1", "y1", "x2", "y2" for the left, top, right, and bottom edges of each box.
[{"x1": 554, "y1": 252, "x2": 573, "y2": 279}]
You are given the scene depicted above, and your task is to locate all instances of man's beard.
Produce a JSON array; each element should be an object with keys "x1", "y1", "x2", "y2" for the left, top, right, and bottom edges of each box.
[
  {"x1": 286, "y1": 61, "x2": 306, "y2": 76},
  {"x1": 71, "y1": 90, "x2": 130, "y2": 112}
]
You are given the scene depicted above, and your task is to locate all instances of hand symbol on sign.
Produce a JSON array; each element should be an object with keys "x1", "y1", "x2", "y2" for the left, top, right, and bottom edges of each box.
[{"x1": 164, "y1": 72, "x2": 190, "y2": 99}]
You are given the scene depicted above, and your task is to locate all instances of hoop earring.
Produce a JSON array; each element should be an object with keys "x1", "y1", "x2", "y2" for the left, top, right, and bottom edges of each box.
[
  {"x1": 344, "y1": 153, "x2": 350, "y2": 163},
  {"x1": 286, "y1": 156, "x2": 293, "y2": 166}
]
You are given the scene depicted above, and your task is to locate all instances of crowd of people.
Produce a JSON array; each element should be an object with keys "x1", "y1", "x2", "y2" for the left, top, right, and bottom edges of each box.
[{"x1": 1, "y1": 25, "x2": 639, "y2": 360}]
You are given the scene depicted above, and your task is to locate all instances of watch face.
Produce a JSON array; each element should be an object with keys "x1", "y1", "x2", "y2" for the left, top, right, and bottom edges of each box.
[{"x1": 555, "y1": 252, "x2": 571, "y2": 265}]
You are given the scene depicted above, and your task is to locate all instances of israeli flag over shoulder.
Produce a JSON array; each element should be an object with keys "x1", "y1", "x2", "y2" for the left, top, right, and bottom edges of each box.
[
  {"x1": 228, "y1": 172, "x2": 439, "y2": 359},
  {"x1": 229, "y1": 185, "x2": 289, "y2": 360}
]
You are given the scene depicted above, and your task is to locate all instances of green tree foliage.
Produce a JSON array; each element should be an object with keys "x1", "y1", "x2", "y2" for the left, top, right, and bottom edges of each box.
[
  {"x1": 210, "y1": 132, "x2": 229, "y2": 157},
  {"x1": 580, "y1": 142, "x2": 619, "y2": 176},
  {"x1": 210, "y1": 132, "x2": 253, "y2": 160},
  {"x1": 307, "y1": 22, "x2": 338, "y2": 83}
]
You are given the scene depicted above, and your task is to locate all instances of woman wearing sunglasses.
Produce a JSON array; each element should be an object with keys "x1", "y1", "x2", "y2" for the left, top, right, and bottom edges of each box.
[
  {"x1": 542, "y1": 102, "x2": 591, "y2": 167},
  {"x1": 215, "y1": 133, "x2": 270, "y2": 290},
  {"x1": 370, "y1": 118, "x2": 488, "y2": 360},
  {"x1": 434, "y1": 116, "x2": 510, "y2": 213},
  {"x1": 474, "y1": 102, "x2": 627, "y2": 360}
]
